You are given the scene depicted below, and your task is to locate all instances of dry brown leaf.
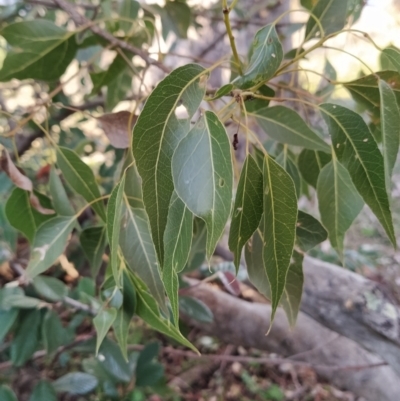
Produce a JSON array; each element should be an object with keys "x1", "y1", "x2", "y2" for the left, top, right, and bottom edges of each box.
[
  {"x1": 97, "y1": 110, "x2": 137, "y2": 149},
  {"x1": 0, "y1": 149, "x2": 54, "y2": 215}
]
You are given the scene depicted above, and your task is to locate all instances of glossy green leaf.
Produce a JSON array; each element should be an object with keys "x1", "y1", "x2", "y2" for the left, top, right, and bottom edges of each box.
[
  {"x1": 0, "y1": 309, "x2": 18, "y2": 342},
  {"x1": 317, "y1": 159, "x2": 364, "y2": 256},
  {"x1": 262, "y1": 156, "x2": 297, "y2": 323},
  {"x1": 275, "y1": 150, "x2": 301, "y2": 198},
  {"x1": 107, "y1": 176, "x2": 125, "y2": 285},
  {"x1": 0, "y1": 386, "x2": 18, "y2": 401},
  {"x1": 233, "y1": 24, "x2": 283, "y2": 89},
  {"x1": 381, "y1": 47, "x2": 400, "y2": 73},
  {"x1": 57, "y1": 146, "x2": 106, "y2": 221},
  {"x1": 228, "y1": 155, "x2": 263, "y2": 271},
  {"x1": 93, "y1": 308, "x2": 117, "y2": 354},
  {"x1": 132, "y1": 63, "x2": 206, "y2": 265},
  {"x1": 298, "y1": 149, "x2": 331, "y2": 187},
  {"x1": 130, "y1": 272, "x2": 198, "y2": 352},
  {"x1": 5, "y1": 188, "x2": 54, "y2": 243},
  {"x1": 53, "y1": 372, "x2": 98, "y2": 395},
  {"x1": 42, "y1": 309, "x2": 68, "y2": 354},
  {"x1": 172, "y1": 111, "x2": 233, "y2": 260},
  {"x1": 0, "y1": 20, "x2": 77, "y2": 82},
  {"x1": 80, "y1": 226, "x2": 107, "y2": 277},
  {"x1": 305, "y1": 0, "x2": 349, "y2": 40},
  {"x1": 379, "y1": 79, "x2": 400, "y2": 189},
  {"x1": 32, "y1": 275, "x2": 68, "y2": 302},
  {"x1": 344, "y1": 71, "x2": 400, "y2": 111},
  {"x1": 163, "y1": 191, "x2": 193, "y2": 326},
  {"x1": 49, "y1": 167, "x2": 74, "y2": 216},
  {"x1": 249, "y1": 106, "x2": 330, "y2": 152},
  {"x1": 113, "y1": 272, "x2": 136, "y2": 360},
  {"x1": 179, "y1": 296, "x2": 213, "y2": 323},
  {"x1": 120, "y1": 202, "x2": 166, "y2": 312},
  {"x1": 25, "y1": 216, "x2": 76, "y2": 279},
  {"x1": 29, "y1": 381, "x2": 57, "y2": 401},
  {"x1": 320, "y1": 103, "x2": 395, "y2": 246},
  {"x1": 296, "y1": 211, "x2": 328, "y2": 252},
  {"x1": 136, "y1": 342, "x2": 164, "y2": 387},
  {"x1": 11, "y1": 309, "x2": 41, "y2": 366}
]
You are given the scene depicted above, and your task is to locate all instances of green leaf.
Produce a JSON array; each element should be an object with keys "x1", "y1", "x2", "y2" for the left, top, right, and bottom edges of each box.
[
  {"x1": 106, "y1": 69, "x2": 132, "y2": 111},
  {"x1": 298, "y1": 149, "x2": 331, "y2": 187},
  {"x1": 130, "y1": 272, "x2": 198, "y2": 352},
  {"x1": 119, "y1": 0, "x2": 140, "y2": 33},
  {"x1": 57, "y1": 146, "x2": 106, "y2": 221},
  {"x1": 42, "y1": 309, "x2": 68, "y2": 354},
  {"x1": 32, "y1": 275, "x2": 68, "y2": 301},
  {"x1": 132, "y1": 63, "x2": 206, "y2": 265},
  {"x1": 185, "y1": 218, "x2": 207, "y2": 271},
  {"x1": 29, "y1": 381, "x2": 57, "y2": 401},
  {"x1": 11, "y1": 309, "x2": 41, "y2": 366},
  {"x1": 0, "y1": 287, "x2": 42, "y2": 309},
  {"x1": 107, "y1": 176, "x2": 125, "y2": 285},
  {"x1": 160, "y1": 1, "x2": 192, "y2": 39},
  {"x1": 179, "y1": 296, "x2": 213, "y2": 323},
  {"x1": 80, "y1": 226, "x2": 107, "y2": 277},
  {"x1": 90, "y1": 54, "x2": 126, "y2": 95},
  {"x1": 344, "y1": 71, "x2": 400, "y2": 111},
  {"x1": 381, "y1": 47, "x2": 400, "y2": 73},
  {"x1": 207, "y1": 84, "x2": 234, "y2": 100},
  {"x1": 300, "y1": 0, "x2": 317, "y2": 9},
  {"x1": 25, "y1": 216, "x2": 76, "y2": 279},
  {"x1": 305, "y1": 0, "x2": 349, "y2": 41},
  {"x1": 0, "y1": 20, "x2": 77, "y2": 82},
  {"x1": 98, "y1": 338, "x2": 131, "y2": 382},
  {"x1": 53, "y1": 372, "x2": 98, "y2": 395},
  {"x1": 317, "y1": 159, "x2": 364, "y2": 257},
  {"x1": 296, "y1": 211, "x2": 328, "y2": 252},
  {"x1": 320, "y1": 103, "x2": 396, "y2": 246},
  {"x1": 228, "y1": 155, "x2": 263, "y2": 271},
  {"x1": 93, "y1": 308, "x2": 117, "y2": 354},
  {"x1": 279, "y1": 251, "x2": 304, "y2": 326},
  {"x1": 5, "y1": 188, "x2": 54, "y2": 243},
  {"x1": 248, "y1": 106, "x2": 330, "y2": 152},
  {"x1": 0, "y1": 309, "x2": 18, "y2": 342},
  {"x1": 163, "y1": 191, "x2": 193, "y2": 326},
  {"x1": 49, "y1": 167, "x2": 75, "y2": 216},
  {"x1": 113, "y1": 271, "x2": 136, "y2": 360},
  {"x1": 245, "y1": 85, "x2": 275, "y2": 113},
  {"x1": 379, "y1": 79, "x2": 400, "y2": 189},
  {"x1": 275, "y1": 150, "x2": 301, "y2": 198},
  {"x1": 135, "y1": 342, "x2": 164, "y2": 387},
  {"x1": 0, "y1": 386, "x2": 18, "y2": 401},
  {"x1": 172, "y1": 111, "x2": 233, "y2": 260},
  {"x1": 120, "y1": 203, "x2": 166, "y2": 312},
  {"x1": 262, "y1": 156, "x2": 297, "y2": 324},
  {"x1": 124, "y1": 154, "x2": 143, "y2": 208},
  {"x1": 233, "y1": 24, "x2": 283, "y2": 89}
]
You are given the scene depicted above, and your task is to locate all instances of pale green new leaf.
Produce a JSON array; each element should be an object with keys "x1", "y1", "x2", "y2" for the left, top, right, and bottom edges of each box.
[
  {"x1": 381, "y1": 47, "x2": 400, "y2": 73},
  {"x1": 379, "y1": 80, "x2": 400, "y2": 190},
  {"x1": 57, "y1": 147, "x2": 106, "y2": 221},
  {"x1": 233, "y1": 24, "x2": 283, "y2": 89},
  {"x1": 248, "y1": 106, "x2": 330, "y2": 152},
  {"x1": 120, "y1": 201, "x2": 166, "y2": 312},
  {"x1": 317, "y1": 159, "x2": 364, "y2": 257},
  {"x1": 228, "y1": 155, "x2": 263, "y2": 271},
  {"x1": 49, "y1": 167, "x2": 75, "y2": 216},
  {"x1": 262, "y1": 156, "x2": 297, "y2": 324},
  {"x1": 163, "y1": 191, "x2": 193, "y2": 326},
  {"x1": 305, "y1": 0, "x2": 349, "y2": 41},
  {"x1": 172, "y1": 111, "x2": 233, "y2": 260},
  {"x1": 0, "y1": 20, "x2": 77, "y2": 82},
  {"x1": 25, "y1": 216, "x2": 76, "y2": 279},
  {"x1": 320, "y1": 103, "x2": 395, "y2": 246},
  {"x1": 107, "y1": 177, "x2": 125, "y2": 286},
  {"x1": 93, "y1": 308, "x2": 117, "y2": 354},
  {"x1": 132, "y1": 63, "x2": 206, "y2": 265}
]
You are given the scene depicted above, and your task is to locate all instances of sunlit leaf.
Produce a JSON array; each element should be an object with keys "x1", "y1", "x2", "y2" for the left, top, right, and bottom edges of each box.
[
  {"x1": 93, "y1": 308, "x2": 117, "y2": 354},
  {"x1": 320, "y1": 103, "x2": 395, "y2": 246},
  {"x1": 228, "y1": 155, "x2": 263, "y2": 271},
  {"x1": 233, "y1": 24, "x2": 283, "y2": 89},
  {"x1": 296, "y1": 210, "x2": 328, "y2": 252},
  {"x1": 132, "y1": 63, "x2": 206, "y2": 265},
  {"x1": 172, "y1": 111, "x2": 233, "y2": 260}
]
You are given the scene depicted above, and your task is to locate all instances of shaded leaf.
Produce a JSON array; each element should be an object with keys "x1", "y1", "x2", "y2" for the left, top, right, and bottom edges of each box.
[
  {"x1": 296, "y1": 210, "x2": 328, "y2": 252},
  {"x1": 93, "y1": 308, "x2": 117, "y2": 354},
  {"x1": 0, "y1": 309, "x2": 18, "y2": 342},
  {"x1": 53, "y1": 372, "x2": 98, "y2": 395},
  {"x1": 163, "y1": 191, "x2": 193, "y2": 326},
  {"x1": 132, "y1": 63, "x2": 206, "y2": 265},
  {"x1": 49, "y1": 167, "x2": 75, "y2": 216},
  {"x1": 160, "y1": 1, "x2": 191, "y2": 39},
  {"x1": 320, "y1": 103, "x2": 395, "y2": 246},
  {"x1": 124, "y1": 152, "x2": 143, "y2": 208},
  {"x1": 262, "y1": 156, "x2": 297, "y2": 323},
  {"x1": 119, "y1": 0, "x2": 140, "y2": 33},
  {"x1": 136, "y1": 342, "x2": 164, "y2": 387},
  {"x1": 381, "y1": 47, "x2": 400, "y2": 73},
  {"x1": 29, "y1": 381, "x2": 57, "y2": 401},
  {"x1": 80, "y1": 226, "x2": 107, "y2": 277},
  {"x1": 185, "y1": 218, "x2": 207, "y2": 272},
  {"x1": 317, "y1": 159, "x2": 364, "y2": 257},
  {"x1": 42, "y1": 309, "x2": 68, "y2": 354},
  {"x1": 207, "y1": 84, "x2": 233, "y2": 100},
  {"x1": 179, "y1": 296, "x2": 213, "y2": 323},
  {"x1": 25, "y1": 216, "x2": 76, "y2": 279},
  {"x1": 32, "y1": 275, "x2": 68, "y2": 302},
  {"x1": 57, "y1": 146, "x2": 106, "y2": 221},
  {"x1": 172, "y1": 111, "x2": 233, "y2": 260},
  {"x1": 0, "y1": 386, "x2": 18, "y2": 401},
  {"x1": 275, "y1": 150, "x2": 301, "y2": 198},
  {"x1": 245, "y1": 85, "x2": 275, "y2": 113},
  {"x1": 228, "y1": 155, "x2": 263, "y2": 271},
  {"x1": 298, "y1": 149, "x2": 331, "y2": 188}
]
